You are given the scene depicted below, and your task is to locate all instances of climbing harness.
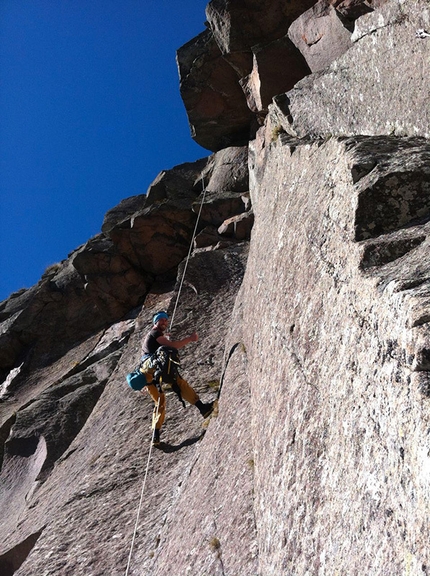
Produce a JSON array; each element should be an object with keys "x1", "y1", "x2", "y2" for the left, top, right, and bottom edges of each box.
[{"x1": 124, "y1": 178, "x2": 207, "y2": 576}]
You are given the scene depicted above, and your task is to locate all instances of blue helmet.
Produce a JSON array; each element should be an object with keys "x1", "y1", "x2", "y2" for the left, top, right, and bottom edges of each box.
[{"x1": 153, "y1": 311, "x2": 169, "y2": 324}]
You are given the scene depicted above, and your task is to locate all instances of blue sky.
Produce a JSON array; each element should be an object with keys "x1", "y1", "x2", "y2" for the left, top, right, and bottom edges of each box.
[{"x1": 0, "y1": 0, "x2": 209, "y2": 301}]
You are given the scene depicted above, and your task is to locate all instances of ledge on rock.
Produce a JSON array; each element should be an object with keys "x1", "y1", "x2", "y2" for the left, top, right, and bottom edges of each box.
[
  {"x1": 329, "y1": 0, "x2": 387, "y2": 20},
  {"x1": 350, "y1": 137, "x2": 430, "y2": 240},
  {"x1": 218, "y1": 210, "x2": 254, "y2": 241}
]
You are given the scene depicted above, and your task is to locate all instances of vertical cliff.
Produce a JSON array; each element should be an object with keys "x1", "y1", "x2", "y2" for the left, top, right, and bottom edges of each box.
[{"x1": 1, "y1": 1, "x2": 430, "y2": 575}]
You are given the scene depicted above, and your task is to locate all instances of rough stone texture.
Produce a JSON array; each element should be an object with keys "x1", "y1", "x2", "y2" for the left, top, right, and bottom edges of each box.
[
  {"x1": 218, "y1": 210, "x2": 254, "y2": 241},
  {"x1": 105, "y1": 160, "x2": 206, "y2": 276},
  {"x1": 197, "y1": 190, "x2": 249, "y2": 228},
  {"x1": 330, "y1": 0, "x2": 388, "y2": 20},
  {"x1": 0, "y1": 244, "x2": 249, "y2": 576},
  {"x1": 106, "y1": 151, "x2": 250, "y2": 278},
  {"x1": 2, "y1": 1, "x2": 430, "y2": 575},
  {"x1": 72, "y1": 235, "x2": 150, "y2": 319},
  {"x1": 348, "y1": 136, "x2": 430, "y2": 240},
  {"x1": 177, "y1": 30, "x2": 254, "y2": 152},
  {"x1": 242, "y1": 125, "x2": 430, "y2": 574},
  {"x1": 288, "y1": 0, "x2": 353, "y2": 73},
  {"x1": 102, "y1": 195, "x2": 148, "y2": 235},
  {"x1": 0, "y1": 261, "x2": 107, "y2": 380},
  {"x1": 178, "y1": 0, "x2": 320, "y2": 150},
  {"x1": 271, "y1": 0, "x2": 430, "y2": 139},
  {"x1": 202, "y1": 145, "x2": 249, "y2": 192},
  {"x1": 152, "y1": 344, "x2": 258, "y2": 576},
  {"x1": 240, "y1": 36, "x2": 311, "y2": 113},
  {"x1": 206, "y1": 0, "x2": 316, "y2": 76}
]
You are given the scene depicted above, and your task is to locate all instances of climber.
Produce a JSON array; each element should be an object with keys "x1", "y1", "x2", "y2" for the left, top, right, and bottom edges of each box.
[{"x1": 140, "y1": 310, "x2": 214, "y2": 445}]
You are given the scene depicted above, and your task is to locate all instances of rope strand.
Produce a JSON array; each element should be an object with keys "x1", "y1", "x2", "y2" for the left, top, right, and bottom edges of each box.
[
  {"x1": 124, "y1": 398, "x2": 160, "y2": 576},
  {"x1": 170, "y1": 178, "x2": 207, "y2": 331},
  {"x1": 124, "y1": 178, "x2": 207, "y2": 575}
]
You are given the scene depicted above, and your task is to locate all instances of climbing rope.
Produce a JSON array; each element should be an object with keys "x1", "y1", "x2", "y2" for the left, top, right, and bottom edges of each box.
[
  {"x1": 124, "y1": 178, "x2": 207, "y2": 575},
  {"x1": 124, "y1": 398, "x2": 160, "y2": 576},
  {"x1": 170, "y1": 178, "x2": 208, "y2": 330}
]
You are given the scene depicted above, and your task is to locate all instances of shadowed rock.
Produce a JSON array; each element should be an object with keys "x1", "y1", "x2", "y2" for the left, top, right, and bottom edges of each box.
[
  {"x1": 177, "y1": 30, "x2": 254, "y2": 152},
  {"x1": 218, "y1": 210, "x2": 254, "y2": 241},
  {"x1": 348, "y1": 136, "x2": 430, "y2": 240},
  {"x1": 0, "y1": 262, "x2": 107, "y2": 378},
  {"x1": 240, "y1": 36, "x2": 311, "y2": 113},
  {"x1": 206, "y1": 0, "x2": 316, "y2": 76},
  {"x1": 72, "y1": 235, "x2": 150, "y2": 319},
  {"x1": 0, "y1": 530, "x2": 43, "y2": 576},
  {"x1": 330, "y1": 0, "x2": 388, "y2": 20}
]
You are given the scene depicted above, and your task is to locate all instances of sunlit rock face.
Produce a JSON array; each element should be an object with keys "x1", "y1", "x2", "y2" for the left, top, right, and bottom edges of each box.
[{"x1": 1, "y1": 1, "x2": 430, "y2": 575}]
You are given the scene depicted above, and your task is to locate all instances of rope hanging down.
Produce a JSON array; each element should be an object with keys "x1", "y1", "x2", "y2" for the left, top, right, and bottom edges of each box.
[
  {"x1": 124, "y1": 399, "x2": 160, "y2": 576},
  {"x1": 124, "y1": 178, "x2": 207, "y2": 576},
  {"x1": 170, "y1": 178, "x2": 208, "y2": 331}
]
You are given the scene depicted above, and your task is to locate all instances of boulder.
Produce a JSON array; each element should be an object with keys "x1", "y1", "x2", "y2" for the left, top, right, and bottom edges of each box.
[
  {"x1": 101, "y1": 195, "x2": 147, "y2": 234},
  {"x1": 287, "y1": 0, "x2": 353, "y2": 73},
  {"x1": 108, "y1": 202, "x2": 198, "y2": 278},
  {"x1": 105, "y1": 159, "x2": 209, "y2": 277},
  {"x1": 145, "y1": 158, "x2": 208, "y2": 204},
  {"x1": 0, "y1": 261, "x2": 107, "y2": 377},
  {"x1": 72, "y1": 235, "x2": 150, "y2": 319},
  {"x1": 177, "y1": 30, "x2": 254, "y2": 151},
  {"x1": 202, "y1": 145, "x2": 249, "y2": 192}
]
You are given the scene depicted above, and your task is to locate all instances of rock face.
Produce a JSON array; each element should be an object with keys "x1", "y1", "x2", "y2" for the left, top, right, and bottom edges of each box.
[
  {"x1": 244, "y1": 126, "x2": 430, "y2": 574},
  {"x1": 272, "y1": 0, "x2": 430, "y2": 139},
  {"x1": 287, "y1": 0, "x2": 353, "y2": 73},
  {"x1": 2, "y1": 0, "x2": 430, "y2": 575},
  {"x1": 178, "y1": 0, "x2": 390, "y2": 150}
]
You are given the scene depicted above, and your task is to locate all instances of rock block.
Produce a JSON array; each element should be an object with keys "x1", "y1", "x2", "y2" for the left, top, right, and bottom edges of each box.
[
  {"x1": 270, "y1": 0, "x2": 430, "y2": 139},
  {"x1": 240, "y1": 36, "x2": 311, "y2": 112},
  {"x1": 288, "y1": 0, "x2": 353, "y2": 73},
  {"x1": 177, "y1": 30, "x2": 254, "y2": 151}
]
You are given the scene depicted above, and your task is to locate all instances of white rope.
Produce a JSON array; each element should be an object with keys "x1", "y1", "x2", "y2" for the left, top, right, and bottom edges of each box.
[
  {"x1": 124, "y1": 397, "x2": 160, "y2": 576},
  {"x1": 170, "y1": 178, "x2": 207, "y2": 331},
  {"x1": 124, "y1": 178, "x2": 207, "y2": 575}
]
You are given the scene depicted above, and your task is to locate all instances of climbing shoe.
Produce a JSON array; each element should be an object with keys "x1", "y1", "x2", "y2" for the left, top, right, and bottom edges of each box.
[
  {"x1": 152, "y1": 429, "x2": 161, "y2": 445},
  {"x1": 195, "y1": 400, "x2": 214, "y2": 418}
]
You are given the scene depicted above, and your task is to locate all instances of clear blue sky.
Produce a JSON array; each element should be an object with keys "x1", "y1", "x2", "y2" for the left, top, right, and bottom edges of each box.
[{"x1": 0, "y1": 0, "x2": 209, "y2": 302}]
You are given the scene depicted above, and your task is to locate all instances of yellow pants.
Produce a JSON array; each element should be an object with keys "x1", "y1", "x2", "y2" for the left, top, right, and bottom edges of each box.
[{"x1": 140, "y1": 358, "x2": 199, "y2": 430}]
